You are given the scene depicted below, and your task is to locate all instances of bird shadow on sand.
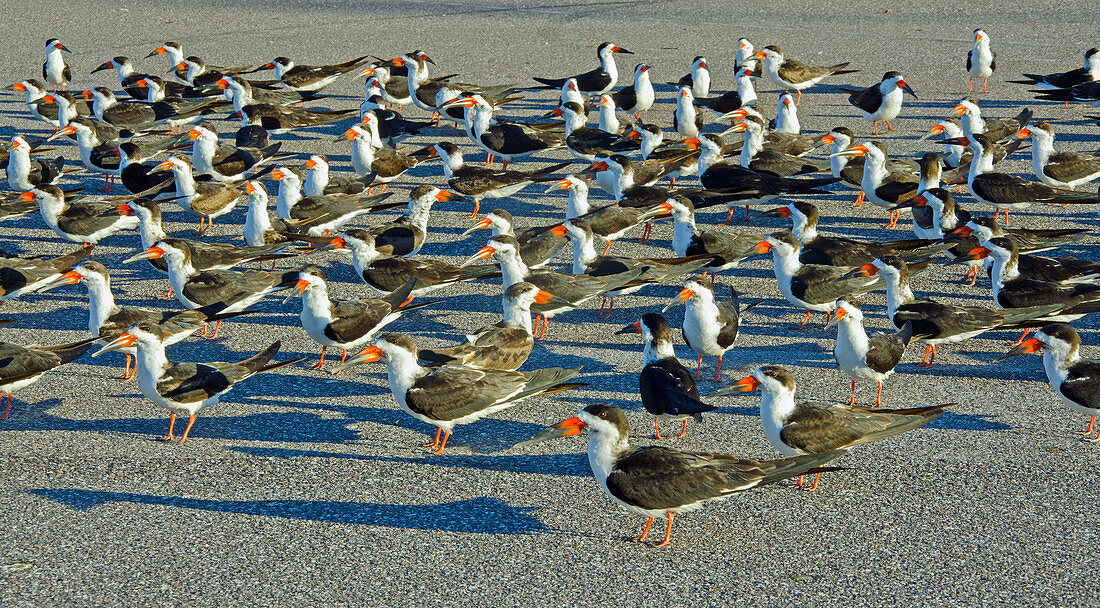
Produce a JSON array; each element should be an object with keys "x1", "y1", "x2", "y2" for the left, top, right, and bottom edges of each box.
[
  {"x1": 231, "y1": 445, "x2": 590, "y2": 478},
  {"x1": 4, "y1": 399, "x2": 361, "y2": 444},
  {"x1": 27, "y1": 489, "x2": 545, "y2": 534}
]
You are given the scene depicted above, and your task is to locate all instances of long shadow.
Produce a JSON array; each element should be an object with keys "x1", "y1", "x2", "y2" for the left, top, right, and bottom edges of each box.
[
  {"x1": 231, "y1": 445, "x2": 590, "y2": 477},
  {"x1": 28, "y1": 489, "x2": 545, "y2": 534},
  {"x1": 928, "y1": 410, "x2": 1012, "y2": 432}
]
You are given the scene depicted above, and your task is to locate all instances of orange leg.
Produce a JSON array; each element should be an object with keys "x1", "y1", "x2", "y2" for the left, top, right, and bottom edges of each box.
[
  {"x1": 718, "y1": 208, "x2": 734, "y2": 225},
  {"x1": 875, "y1": 382, "x2": 883, "y2": 407},
  {"x1": 711, "y1": 354, "x2": 724, "y2": 382},
  {"x1": 885, "y1": 209, "x2": 899, "y2": 229},
  {"x1": 501, "y1": 160, "x2": 509, "y2": 170},
  {"x1": 694, "y1": 354, "x2": 703, "y2": 379},
  {"x1": 484, "y1": 152, "x2": 494, "y2": 166},
  {"x1": 1002, "y1": 210, "x2": 1009, "y2": 226},
  {"x1": 639, "y1": 223, "x2": 651, "y2": 243},
  {"x1": 178, "y1": 414, "x2": 197, "y2": 443},
  {"x1": 808, "y1": 472, "x2": 822, "y2": 491},
  {"x1": 197, "y1": 216, "x2": 207, "y2": 235},
  {"x1": 821, "y1": 310, "x2": 832, "y2": 327},
  {"x1": 795, "y1": 90, "x2": 802, "y2": 105},
  {"x1": 600, "y1": 298, "x2": 615, "y2": 319},
  {"x1": 602, "y1": 241, "x2": 612, "y2": 255},
  {"x1": 848, "y1": 380, "x2": 856, "y2": 405},
  {"x1": 920, "y1": 344, "x2": 938, "y2": 367},
  {"x1": 637, "y1": 516, "x2": 655, "y2": 542},
  {"x1": 470, "y1": 200, "x2": 481, "y2": 218},
  {"x1": 595, "y1": 297, "x2": 608, "y2": 317},
  {"x1": 885, "y1": 120, "x2": 894, "y2": 131},
  {"x1": 797, "y1": 310, "x2": 813, "y2": 329},
  {"x1": 208, "y1": 320, "x2": 223, "y2": 340},
  {"x1": 654, "y1": 512, "x2": 674, "y2": 547},
  {"x1": 983, "y1": 78, "x2": 989, "y2": 94},
  {"x1": 678, "y1": 419, "x2": 688, "y2": 438},
  {"x1": 159, "y1": 412, "x2": 177, "y2": 441},
  {"x1": 161, "y1": 286, "x2": 174, "y2": 300},
  {"x1": 968, "y1": 77, "x2": 974, "y2": 92},
  {"x1": 796, "y1": 474, "x2": 805, "y2": 487},
  {"x1": 872, "y1": 121, "x2": 879, "y2": 135},
  {"x1": 312, "y1": 346, "x2": 327, "y2": 370},
  {"x1": 852, "y1": 191, "x2": 865, "y2": 208},
  {"x1": 1, "y1": 393, "x2": 11, "y2": 419},
  {"x1": 962, "y1": 266, "x2": 980, "y2": 286},
  {"x1": 538, "y1": 317, "x2": 548, "y2": 339},
  {"x1": 653, "y1": 418, "x2": 663, "y2": 440},
  {"x1": 1012, "y1": 329, "x2": 1031, "y2": 347},
  {"x1": 423, "y1": 427, "x2": 442, "y2": 448},
  {"x1": 1083, "y1": 416, "x2": 1098, "y2": 440},
  {"x1": 430, "y1": 430, "x2": 451, "y2": 454},
  {"x1": 332, "y1": 350, "x2": 348, "y2": 375}
]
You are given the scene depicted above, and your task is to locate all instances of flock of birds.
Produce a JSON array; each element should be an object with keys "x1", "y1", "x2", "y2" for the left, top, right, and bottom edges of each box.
[{"x1": 2, "y1": 30, "x2": 1100, "y2": 547}]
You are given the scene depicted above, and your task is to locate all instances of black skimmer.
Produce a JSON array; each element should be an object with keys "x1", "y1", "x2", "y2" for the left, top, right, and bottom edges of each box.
[
  {"x1": 531, "y1": 42, "x2": 632, "y2": 97},
  {"x1": 335, "y1": 333, "x2": 584, "y2": 453},
  {"x1": 117, "y1": 142, "x2": 176, "y2": 196},
  {"x1": 557, "y1": 217, "x2": 710, "y2": 316},
  {"x1": 757, "y1": 201, "x2": 949, "y2": 267},
  {"x1": 549, "y1": 175, "x2": 662, "y2": 249},
  {"x1": 426, "y1": 142, "x2": 569, "y2": 216},
  {"x1": 0, "y1": 245, "x2": 91, "y2": 300},
  {"x1": 952, "y1": 237, "x2": 1100, "y2": 323},
  {"x1": 96, "y1": 323, "x2": 302, "y2": 442},
  {"x1": 725, "y1": 119, "x2": 829, "y2": 178},
  {"x1": 920, "y1": 118, "x2": 969, "y2": 169},
  {"x1": 124, "y1": 197, "x2": 296, "y2": 276},
  {"x1": 446, "y1": 95, "x2": 565, "y2": 168},
  {"x1": 83, "y1": 87, "x2": 213, "y2": 132},
  {"x1": 948, "y1": 133, "x2": 1096, "y2": 224},
  {"x1": 724, "y1": 107, "x2": 825, "y2": 156},
  {"x1": 670, "y1": 56, "x2": 710, "y2": 98},
  {"x1": 7, "y1": 79, "x2": 90, "y2": 127},
  {"x1": 553, "y1": 101, "x2": 639, "y2": 161},
  {"x1": 125, "y1": 240, "x2": 298, "y2": 338},
  {"x1": 360, "y1": 184, "x2": 455, "y2": 257},
  {"x1": 611, "y1": 63, "x2": 654, "y2": 119},
  {"x1": 92, "y1": 57, "x2": 178, "y2": 100},
  {"x1": 721, "y1": 365, "x2": 947, "y2": 489},
  {"x1": 260, "y1": 55, "x2": 370, "y2": 91},
  {"x1": 625, "y1": 124, "x2": 700, "y2": 185},
  {"x1": 25, "y1": 185, "x2": 139, "y2": 245},
  {"x1": 735, "y1": 38, "x2": 755, "y2": 70},
  {"x1": 593, "y1": 152, "x2": 699, "y2": 201},
  {"x1": 416, "y1": 281, "x2": 551, "y2": 371},
  {"x1": 188, "y1": 124, "x2": 288, "y2": 182},
  {"x1": 215, "y1": 77, "x2": 355, "y2": 134},
  {"x1": 743, "y1": 232, "x2": 892, "y2": 328},
  {"x1": 144, "y1": 42, "x2": 253, "y2": 84},
  {"x1": 302, "y1": 154, "x2": 370, "y2": 197},
  {"x1": 358, "y1": 104, "x2": 429, "y2": 147},
  {"x1": 696, "y1": 65, "x2": 759, "y2": 116},
  {"x1": 887, "y1": 189, "x2": 984, "y2": 285},
  {"x1": 463, "y1": 208, "x2": 568, "y2": 269},
  {"x1": 464, "y1": 235, "x2": 642, "y2": 337},
  {"x1": 287, "y1": 267, "x2": 429, "y2": 371},
  {"x1": 638, "y1": 197, "x2": 760, "y2": 273},
  {"x1": 959, "y1": 233, "x2": 1100, "y2": 285},
  {"x1": 517, "y1": 403, "x2": 844, "y2": 546},
  {"x1": 338, "y1": 116, "x2": 422, "y2": 189},
  {"x1": 846, "y1": 256, "x2": 1060, "y2": 366},
  {"x1": 841, "y1": 71, "x2": 917, "y2": 134},
  {"x1": 269, "y1": 167, "x2": 399, "y2": 235},
  {"x1": 1011, "y1": 122, "x2": 1100, "y2": 190},
  {"x1": 672, "y1": 86, "x2": 703, "y2": 140},
  {"x1": 1011, "y1": 48, "x2": 1100, "y2": 93},
  {"x1": 0, "y1": 336, "x2": 96, "y2": 419},
  {"x1": 948, "y1": 215, "x2": 1089, "y2": 254},
  {"x1": 832, "y1": 141, "x2": 918, "y2": 227},
  {"x1": 771, "y1": 92, "x2": 801, "y2": 134},
  {"x1": 359, "y1": 64, "x2": 413, "y2": 110},
  {"x1": 42, "y1": 39, "x2": 71, "y2": 91},
  {"x1": 752, "y1": 45, "x2": 858, "y2": 103},
  {"x1": 243, "y1": 181, "x2": 304, "y2": 249},
  {"x1": 6, "y1": 136, "x2": 65, "y2": 191},
  {"x1": 997, "y1": 323, "x2": 1100, "y2": 440},
  {"x1": 617, "y1": 314, "x2": 716, "y2": 438},
  {"x1": 662, "y1": 278, "x2": 750, "y2": 381},
  {"x1": 325, "y1": 229, "x2": 500, "y2": 297},
  {"x1": 967, "y1": 29, "x2": 996, "y2": 93},
  {"x1": 39, "y1": 92, "x2": 87, "y2": 131},
  {"x1": 951, "y1": 98, "x2": 1030, "y2": 142},
  {"x1": 39, "y1": 261, "x2": 239, "y2": 379},
  {"x1": 827, "y1": 299, "x2": 913, "y2": 407},
  {"x1": 156, "y1": 156, "x2": 244, "y2": 234}
]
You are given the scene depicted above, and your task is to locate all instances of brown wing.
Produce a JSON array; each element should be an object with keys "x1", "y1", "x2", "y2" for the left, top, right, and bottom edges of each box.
[
  {"x1": 404, "y1": 366, "x2": 528, "y2": 421},
  {"x1": 324, "y1": 299, "x2": 393, "y2": 344},
  {"x1": 156, "y1": 362, "x2": 249, "y2": 404},
  {"x1": 190, "y1": 183, "x2": 242, "y2": 215},
  {"x1": 0, "y1": 343, "x2": 62, "y2": 384},
  {"x1": 777, "y1": 59, "x2": 845, "y2": 84},
  {"x1": 1043, "y1": 153, "x2": 1100, "y2": 183},
  {"x1": 971, "y1": 173, "x2": 1062, "y2": 204},
  {"x1": 606, "y1": 447, "x2": 767, "y2": 510},
  {"x1": 848, "y1": 84, "x2": 882, "y2": 114}
]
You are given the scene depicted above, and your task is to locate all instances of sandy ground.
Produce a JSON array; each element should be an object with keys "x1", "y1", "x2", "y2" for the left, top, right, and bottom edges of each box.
[{"x1": 0, "y1": 1, "x2": 1098, "y2": 606}]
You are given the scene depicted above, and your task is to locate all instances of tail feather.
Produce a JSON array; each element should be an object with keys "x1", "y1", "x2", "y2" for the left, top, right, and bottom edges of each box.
[{"x1": 239, "y1": 341, "x2": 281, "y2": 372}]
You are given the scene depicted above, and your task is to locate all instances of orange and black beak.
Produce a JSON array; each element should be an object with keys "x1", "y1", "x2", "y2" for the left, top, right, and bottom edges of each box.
[
  {"x1": 334, "y1": 344, "x2": 385, "y2": 371},
  {"x1": 948, "y1": 246, "x2": 990, "y2": 265},
  {"x1": 547, "y1": 224, "x2": 568, "y2": 237},
  {"x1": 615, "y1": 320, "x2": 642, "y2": 335},
  {"x1": 1011, "y1": 128, "x2": 1031, "y2": 140},
  {"x1": 18, "y1": 192, "x2": 35, "y2": 203},
  {"x1": 91, "y1": 60, "x2": 114, "y2": 74},
  {"x1": 841, "y1": 263, "x2": 879, "y2": 279},
  {"x1": 461, "y1": 216, "x2": 495, "y2": 236},
  {"x1": 515, "y1": 415, "x2": 588, "y2": 448},
  {"x1": 945, "y1": 225, "x2": 974, "y2": 241},
  {"x1": 662, "y1": 287, "x2": 695, "y2": 312},
  {"x1": 270, "y1": 169, "x2": 287, "y2": 181},
  {"x1": 40, "y1": 269, "x2": 84, "y2": 292},
  {"x1": 712, "y1": 375, "x2": 762, "y2": 396},
  {"x1": 460, "y1": 245, "x2": 497, "y2": 267},
  {"x1": 995, "y1": 337, "x2": 1044, "y2": 362},
  {"x1": 95, "y1": 332, "x2": 137, "y2": 356},
  {"x1": 757, "y1": 206, "x2": 792, "y2": 219},
  {"x1": 188, "y1": 128, "x2": 202, "y2": 141},
  {"x1": 591, "y1": 160, "x2": 609, "y2": 172},
  {"x1": 123, "y1": 245, "x2": 165, "y2": 263},
  {"x1": 741, "y1": 240, "x2": 773, "y2": 258},
  {"x1": 533, "y1": 289, "x2": 559, "y2": 305}
]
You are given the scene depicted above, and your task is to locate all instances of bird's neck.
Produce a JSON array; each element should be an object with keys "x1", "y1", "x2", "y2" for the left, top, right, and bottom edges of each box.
[
  {"x1": 384, "y1": 349, "x2": 428, "y2": 400},
  {"x1": 565, "y1": 187, "x2": 589, "y2": 218},
  {"x1": 496, "y1": 252, "x2": 529, "y2": 287},
  {"x1": 569, "y1": 234, "x2": 598, "y2": 274},
  {"x1": 586, "y1": 431, "x2": 628, "y2": 487},
  {"x1": 304, "y1": 166, "x2": 329, "y2": 197},
  {"x1": 276, "y1": 180, "x2": 302, "y2": 219},
  {"x1": 883, "y1": 274, "x2": 916, "y2": 314},
  {"x1": 83, "y1": 277, "x2": 118, "y2": 333},
  {"x1": 244, "y1": 197, "x2": 271, "y2": 246},
  {"x1": 671, "y1": 213, "x2": 696, "y2": 256},
  {"x1": 643, "y1": 337, "x2": 676, "y2": 366},
  {"x1": 502, "y1": 300, "x2": 534, "y2": 334}
]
